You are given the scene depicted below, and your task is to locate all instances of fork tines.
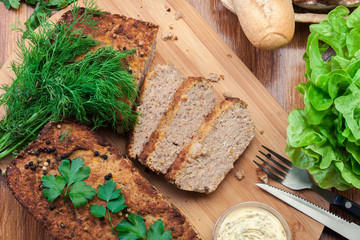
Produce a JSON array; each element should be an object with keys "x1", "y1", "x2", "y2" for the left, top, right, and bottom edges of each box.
[{"x1": 253, "y1": 145, "x2": 292, "y2": 183}]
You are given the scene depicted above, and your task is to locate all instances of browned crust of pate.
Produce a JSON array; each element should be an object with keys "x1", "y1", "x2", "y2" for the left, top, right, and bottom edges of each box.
[
  {"x1": 137, "y1": 77, "x2": 204, "y2": 166},
  {"x1": 165, "y1": 98, "x2": 248, "y2": 182},
  {"x1": 59, "y1": 8, "x2": 159, "y2": 84},
  {"x1": 5, "y1": 120, "x2": 201, "y2": 240}
]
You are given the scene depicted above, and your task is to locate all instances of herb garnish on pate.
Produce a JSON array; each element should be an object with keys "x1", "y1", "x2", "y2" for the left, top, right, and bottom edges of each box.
[
  {"x1": 0, "y1": 1, "x2": 139, "y2": 160},
  {"x1": 116, "y1": 214, "x2": 172, "y2": 240},
  {"x1": 42, "y1": 161, "x2": 172, "y2": 239},
  {"x1": 41, "y1": 157, "x2": 96, "y2": 208},
  {"x1": 90, "y1": 179, "x2": 127, "y2": 233}
]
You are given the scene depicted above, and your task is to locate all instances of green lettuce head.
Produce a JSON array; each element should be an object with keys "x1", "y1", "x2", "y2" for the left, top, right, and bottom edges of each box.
[{"x1": 286, "y1": 6, "x2": 360, "y2": 190}]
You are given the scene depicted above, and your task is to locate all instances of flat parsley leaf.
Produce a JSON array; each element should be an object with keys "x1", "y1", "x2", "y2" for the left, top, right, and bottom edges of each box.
[
  {"x1": 58, "y1": 157, "x2": 90, "y2": 186},
  {"x1": 97, "y1": 179, "x2": 122, "y2": 202},
  {"x1": 146, "y1": 220, "x2": 172, "y2": 240},
  {"x1": 24, "y1": 1, "x2": 51, "y2": 31},
  {"x1": 69, "y1": 181, "x2": 96, "y2": 208},
  {"x1": 116, "y1": 214, "x2": 145, "y2": 240},
  {"x1": 48, "y1": 0, "x2": 75, "y2": 8},
  {"x1": 9, "y1": 0, "x2": 19, "y2": 8},
  {"x1": 90, "y1": 179, "x2": 127, "y2": 232},
  {"x1": 42, "y1": 175, "x2": 66, "y2": 202},
  {"x1": 107, "y1": 194, "x2": 126, "y2": 213},
  {"x1": 25, "y1": 0, "x2": 40, "y2": 5},
  {"x1": 41, "y1": 158, "x2": 96, "y2": 208},
  {"x1": 1, "y1": 0, "x2": 20, "y2": 9},
  {"x1": 0, "y1": 0, "x2": 11, "y2": 9},
  {"x1": 116, "y1": 214, "x2": 172, "y2": 240},
  {"x1": 89, "y1": 205, "x2": 106, "y2": 218}
]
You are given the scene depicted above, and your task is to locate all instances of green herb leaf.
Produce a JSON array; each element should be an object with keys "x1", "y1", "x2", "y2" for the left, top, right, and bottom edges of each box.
[
  {"x1": 116, "y1": 214, "x2": 146, "y2": 240},
  {"x1": 1, "y1": 0, "x2": 11, "y2": 9},
  {"x1": 90, "y1": 204, "x2": 106, "y2": 217},
  {"x1": 41, "y1": 157, "x2": 95, "y2": 207},
  {"x1": 41, "y1": 175, "x2": 66, "y2": 202},
  {"x1": 60, "y1": 128, "x2": 72, "y2": 144},
  {"x1": 90, "y1": 181, "x2": 171, "y2": 238},
  {"x1": 0, "y1": 1, "x2": 137, "y2": 160},
  {"x1": 90, "y1": 179, "x2": 127, "y2": 232},
  {"x1": 69, "y1": 181, "x2": 96, "y2": 208},
  {"x1": 9, "y1": 0, "x2": 20, "y2": 9},
  {"x1": 24, "y1": 1, "x2": 52, "y2": 32},
  {"x1": 23, "y1": 0, "x2": 78, "y2": 34},
  {"x1": 58, "y1": 158, "x2": 90, "y2": 186},
  {"x1": 48, "y1": 0, "x2": 75, "y2": 8},
  {"x1": 107, "y1": 195, "x2": 126, "y2": 213},
  {"x1": 146, "y1": 220, "x2": 172, "y2": 240},
  {"x1": 24, "y1": 0, "x2": 40, "y2": 5},
  {"x1": 97, "y1": 179, "x2": 122, "y2": 202}
]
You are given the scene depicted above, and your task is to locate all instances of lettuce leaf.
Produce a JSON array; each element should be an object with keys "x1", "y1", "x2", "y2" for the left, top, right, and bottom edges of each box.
[{"x1": 286, "y1": 6, "x2": 360, "y2": 190}]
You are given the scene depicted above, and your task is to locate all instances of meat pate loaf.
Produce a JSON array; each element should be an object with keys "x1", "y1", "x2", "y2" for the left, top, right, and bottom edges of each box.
[
  {"x1": 5, "y1": 120, "x2": 201, "y2": 240},
  {"x1": 128, "y1": 65, "x2": 186, "y2": 159},
  {"x1": 166, "y1": 98, "x2": 255, "y2": 193},
  {"x1": 60, "y1": 8, "x2": 159, "y2": 86},
  {"x1": 139, "y1": 77, "x2": 218, "y2": 174},
  {"x1": 60, "y1": 8, "x2": 159, "y2": 134}
]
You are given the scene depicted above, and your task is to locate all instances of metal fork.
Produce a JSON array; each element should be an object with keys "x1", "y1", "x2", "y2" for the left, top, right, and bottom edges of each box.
[{"x1": 253, "y1": 145, "x2": 360, "y2": 220}]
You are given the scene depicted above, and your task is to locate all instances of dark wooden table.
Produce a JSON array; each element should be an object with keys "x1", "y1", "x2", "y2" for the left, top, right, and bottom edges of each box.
[{"x1": 0, "y1": 1, "x2": 359, "y2": 239}]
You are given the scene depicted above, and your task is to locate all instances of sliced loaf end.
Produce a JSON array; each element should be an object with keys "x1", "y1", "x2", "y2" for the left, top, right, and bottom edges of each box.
[
  {"x1": 166, "y1": 97, "x2": 255, "y2": 193},
  {"x1": 139, "y1": 77, "x2": 217, "y2": 173},
  {"x1": 128, "y1": 65, "x2": 185, "y2": 159}
]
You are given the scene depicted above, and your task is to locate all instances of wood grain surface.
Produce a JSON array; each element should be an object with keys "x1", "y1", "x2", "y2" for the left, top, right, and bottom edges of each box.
[{"x1": 0, "y1": 1, "x2": 359, "y2": 240}]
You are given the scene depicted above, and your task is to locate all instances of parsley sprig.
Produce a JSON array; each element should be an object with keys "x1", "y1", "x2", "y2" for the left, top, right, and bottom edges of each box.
[
  {"x1": 116, "y1": 214, "x2": 172, "y2": 240},
  {"x1": 1, "y1": 0, "x2": 77, "y2": 36},
  {"x1": 90, "y1": 180, "x2": 127, "y2": 233},
  {"x1": 41, "y1": 158, "x2": 96, "y2": 208},
  {"x1": 90, "y1": 180, "x2": 172, "y2": 239}
]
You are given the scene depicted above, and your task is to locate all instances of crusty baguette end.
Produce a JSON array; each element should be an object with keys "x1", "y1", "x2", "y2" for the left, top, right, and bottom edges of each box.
[{"x1": 232, "y1": 0, "x2": 295, "y2": 50}]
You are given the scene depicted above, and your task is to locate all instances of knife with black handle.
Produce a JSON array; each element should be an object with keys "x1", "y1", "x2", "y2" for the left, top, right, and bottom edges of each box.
[
  {"x1": 256, "y1": 183, "x2": 360, "y2": 240},
  {"x1": 311, "y1": 183, "x2": 360, "y2": 221}
]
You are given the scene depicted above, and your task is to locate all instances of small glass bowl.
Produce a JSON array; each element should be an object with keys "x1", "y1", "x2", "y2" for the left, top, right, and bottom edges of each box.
[{"x1": 212, "y1": 201, "x2": 292, "y2": 240}]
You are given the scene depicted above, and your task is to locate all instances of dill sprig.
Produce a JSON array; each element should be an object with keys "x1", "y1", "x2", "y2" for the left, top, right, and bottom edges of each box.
[{"x1": 0, "y1": 2, "x2": 138, "y2": 159}]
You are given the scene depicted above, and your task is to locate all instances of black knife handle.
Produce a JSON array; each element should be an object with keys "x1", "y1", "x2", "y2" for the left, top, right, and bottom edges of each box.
[{"x1": 333, "y1": 194, "x2": 360, "y2": 220}]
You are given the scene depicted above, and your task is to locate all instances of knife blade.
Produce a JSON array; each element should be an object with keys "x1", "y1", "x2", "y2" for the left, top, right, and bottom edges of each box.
[{"x1": 256, "y1": 183, "x2": 360, "y2": 240}]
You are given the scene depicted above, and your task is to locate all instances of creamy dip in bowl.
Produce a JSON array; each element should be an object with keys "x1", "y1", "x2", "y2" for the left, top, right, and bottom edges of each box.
[{"x1": 212, "y1": 202, "x2": 292, "y2": 240}]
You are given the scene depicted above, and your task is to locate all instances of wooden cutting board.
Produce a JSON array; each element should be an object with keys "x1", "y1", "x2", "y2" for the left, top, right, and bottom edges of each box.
[{"x1": 0, "y1": 0, "x2": 329, "y2": 239}]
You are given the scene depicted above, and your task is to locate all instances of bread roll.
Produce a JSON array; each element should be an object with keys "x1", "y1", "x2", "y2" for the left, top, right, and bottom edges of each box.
[
  {"x1": 221, "y1": 0, "x2": 236, "y2": 13},
  {"x1": 232, "y1": 0, "x2": 295, "y2": 50}
]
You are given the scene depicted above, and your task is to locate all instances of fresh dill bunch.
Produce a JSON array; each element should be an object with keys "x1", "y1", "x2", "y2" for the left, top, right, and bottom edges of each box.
[{"x1": 0, "y1": 2, "x2": 138, "y2": 159}]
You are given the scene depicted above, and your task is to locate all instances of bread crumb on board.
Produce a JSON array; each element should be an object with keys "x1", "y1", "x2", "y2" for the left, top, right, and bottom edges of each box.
[
  {"x1": 234, "y1": 169, "x2": 245, "y2": 181},
  {"x1": 161, "y1": 31, "x2": 173, "y2": 41},
  {"x1": 164, "y1": 5, "x2": 171, "y2": 12},
  {"x1": 223, "y1": 91, "x2": 233, "y2": 98},
  {"x1": 256, "y1": 163, "x2": 269, "y2": 184},
  {"x1": 207, "y1": 73, "x2": 221, "y2": 82},
  {"x1": 175, "y1": 12, "x2": 183, "y2": 20}
]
